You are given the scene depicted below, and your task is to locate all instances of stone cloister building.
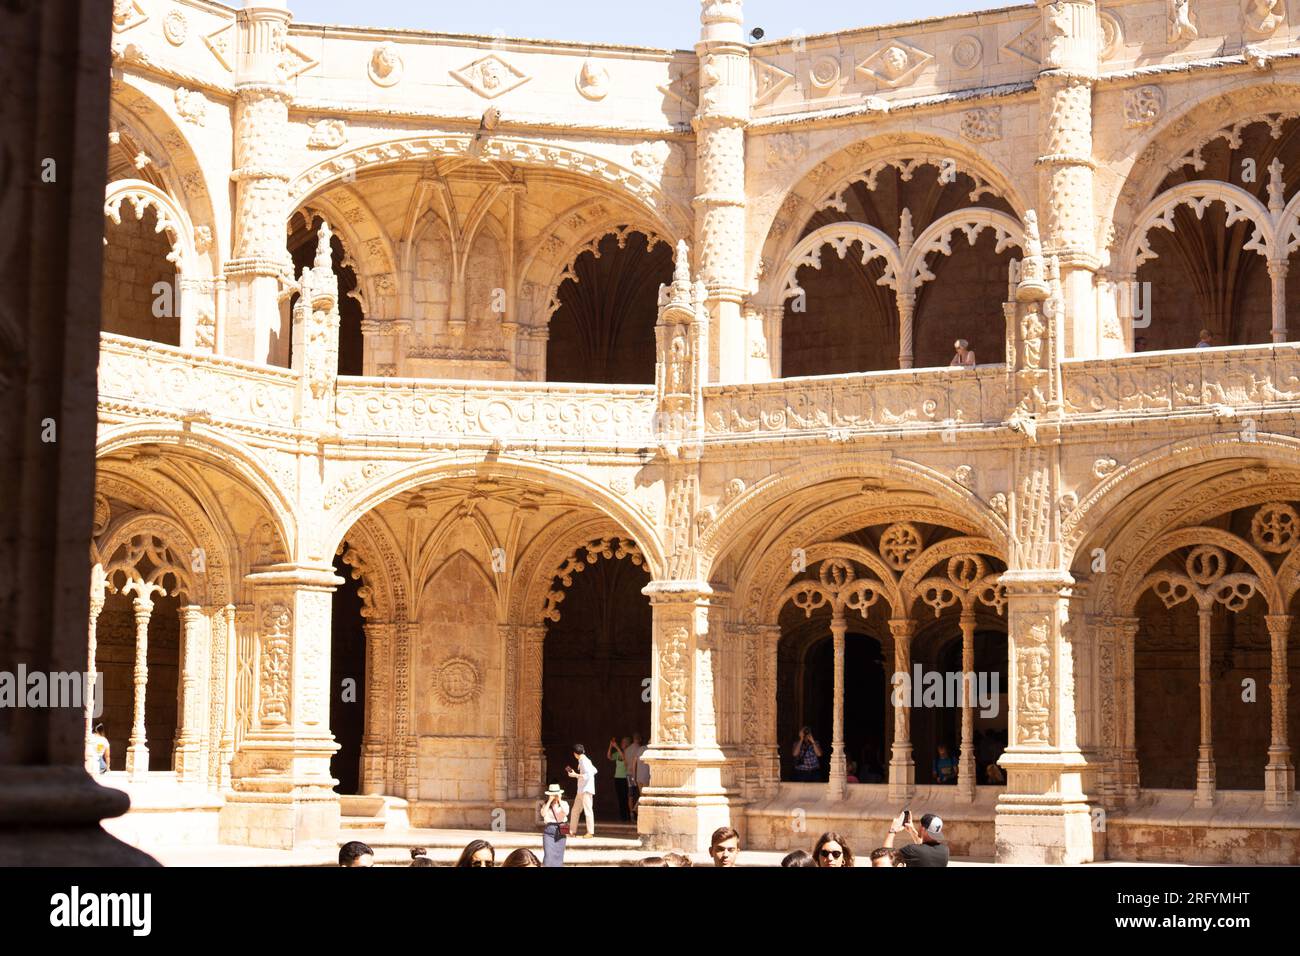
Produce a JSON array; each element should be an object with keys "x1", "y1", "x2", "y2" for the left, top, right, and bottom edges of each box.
[{"x1": 87, "y1": 0, "x2": 1300, "y2": 864}]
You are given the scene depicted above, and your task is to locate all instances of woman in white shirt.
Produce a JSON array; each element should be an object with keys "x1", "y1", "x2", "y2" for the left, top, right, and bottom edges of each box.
[{"x1": 540, "y1": 782, "x2": 570, "y2": 867}]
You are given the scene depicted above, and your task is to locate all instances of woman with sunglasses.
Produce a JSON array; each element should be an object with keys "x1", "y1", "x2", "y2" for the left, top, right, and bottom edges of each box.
[
  {"x1": 455, "y1": 839, "x2": 496, "y2": 868},
  {"x1": 812, "y1": 831, "x2": 854, "y2": 867}
]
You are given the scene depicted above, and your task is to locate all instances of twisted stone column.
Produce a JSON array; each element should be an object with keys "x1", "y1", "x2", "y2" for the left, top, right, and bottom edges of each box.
[
  {"x1": 125, "y1": 593, "x2": 154, "y2": 781},
  {"x1": 1195, "y1": 606, "x2": 1216, "y2": 808},
  {"x1": 1264, "y1": 614, "x2": 1293, "y2": 808},
  {"x1": 888, "y1": 618, "x2": 916, "y2": 800},
  {"x1": 828, "y1": 613, "x2": 847, "y2": 801}
]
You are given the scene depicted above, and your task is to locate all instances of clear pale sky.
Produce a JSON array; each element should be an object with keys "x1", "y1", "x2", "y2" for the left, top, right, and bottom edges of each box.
[{"x1": 290, "y1": 0, "x2": 1018, "y2": 49}]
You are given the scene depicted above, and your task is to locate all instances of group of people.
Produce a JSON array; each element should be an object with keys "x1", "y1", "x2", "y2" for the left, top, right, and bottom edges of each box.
[
  {"x1": 337, "y1": 810, "x2": 948, "y2": 868},
  {"x1": 793, "y1": 728, "x2": 1006, "y2": 787}
]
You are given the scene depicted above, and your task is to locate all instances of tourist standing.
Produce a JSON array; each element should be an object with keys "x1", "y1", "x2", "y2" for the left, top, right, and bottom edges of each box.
[
  {"x1": 89, "y1": 723, "x2": 110, "y2": 774},
  {"x1": 624, "y1": 732, "x2": 644, "y2": 820},
  {"x1": 540, "y1": 782, "x2": 569, "y2": 867},
  {"x1": 933, "y1": 743, "x2": 957, "y2": 784},
  {"x1": 566, "y1": 742, "x2": 598, "y2": 838},
  {"x1": 631, "y1": 732, "x2": 650, "y2": 819},
  {"x1": 607, "y1": 736, "x2": 631, "y2": 822}
]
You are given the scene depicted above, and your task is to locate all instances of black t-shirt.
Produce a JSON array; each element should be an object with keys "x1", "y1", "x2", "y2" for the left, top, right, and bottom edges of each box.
[{"x1": 897, "y1": 840, "x2": 949, "y2": 867}]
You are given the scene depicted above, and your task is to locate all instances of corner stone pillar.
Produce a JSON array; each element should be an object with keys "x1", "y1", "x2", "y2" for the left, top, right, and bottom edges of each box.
[
  {"x1": 219, "y1": 563, "x2": 343, "y2": 849},
  {"x1": 694, "y1": 0, "x2": 749, "y2": 383},
  {"x1": 995, "y1": 569, "x2": 1095, "y2": 864},
  {"x1": 360, "y1": 622, "x2": 393, "y2": 796},
  {"x1": 223, "y1": 2, "x2": 294, "y2": 365},
  {"x1": 1035, "y1": 0, "x2": 1098, "y2": 358},
  {"x1": 638, "y1": 581, "x2": 734, "y2": 851}
]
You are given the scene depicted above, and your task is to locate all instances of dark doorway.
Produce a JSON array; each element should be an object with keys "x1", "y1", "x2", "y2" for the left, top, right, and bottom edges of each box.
[
  {"x1": 329, "y1": 547, "x2": 367, "y2": 795},
  {"x1": 542, "y1": 544, "x2": 651, "y2": 821},
  {"x1": 780, "y1": 632, "x2": 886, "y2": 782},
  {"x1": 287, "y1": 214, "x2": 365, "y2": 376}
]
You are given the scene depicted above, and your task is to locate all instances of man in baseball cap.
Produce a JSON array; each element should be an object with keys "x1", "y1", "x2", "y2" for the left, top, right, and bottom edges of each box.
[{"x1": 883, "y1": 809, "x2": 950, "y2": 867}]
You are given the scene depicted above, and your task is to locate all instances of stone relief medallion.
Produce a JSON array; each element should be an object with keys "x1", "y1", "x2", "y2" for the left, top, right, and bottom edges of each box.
[
  {"x1": 174, "y1": 88, "x2": 208, "y2": 126},
  {"x1": 576, "y1": 59, "x2": 610, "y2": 100},
  {"x1": 1250, "y1": 501, "x2": 1300, "y2": 552},
  {"x1": 857, "y1": 42, "x2": 934, "y2": 89},
  {"x1": 368, "y1": 42, "x2": 403, "y2": 87},
  {"x1": 1099, "y1": 11, "x2": 1123, "y2": 60},
  {"x1": 431, "y1": 655, "x2": 483, "y2": 707},
  {"x1": 879, "y1": 522, "x2": 924, "y2": 570},
  {"x1": 809, "y1": 55, "x2": 841, "y2": 91},
  {"x1": 1244, "y1": 0, "x2": 1286, "y2": 38},
  {"x1": 451, "y1": 54, "x2": 531, "y2": 99},
  {"x1": 952, "y1": 35, "x2": 983, "y2": 70},
  {"x1": 961, "y1": 106, "x2": 1002, "y2": 143},
  {"x1": 1124, "y1": 85, "x2": 1164, "y2": 128},
  {"x1": 163, "y1": 10, "x2": 188, "y2": 46}
]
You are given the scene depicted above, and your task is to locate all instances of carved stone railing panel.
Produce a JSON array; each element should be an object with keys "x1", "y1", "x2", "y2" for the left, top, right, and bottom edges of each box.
[
  {"x1": 702, "y1": 366, "x2": 1007, "y2": 437},
  {"x1": 99, "y1": 334, "x2": 296, "y2": 428},
  {"x1": 334, "y1": 377, "x2": 658, "y2": 446},
  {"x1": 1062, "y1": 344, "x2": 1300, "y2": 418}
]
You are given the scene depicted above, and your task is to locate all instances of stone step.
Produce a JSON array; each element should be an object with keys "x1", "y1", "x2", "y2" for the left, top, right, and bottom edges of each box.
[{"x1": 340, "y1": 816, "x2": 387, "y2": 830}]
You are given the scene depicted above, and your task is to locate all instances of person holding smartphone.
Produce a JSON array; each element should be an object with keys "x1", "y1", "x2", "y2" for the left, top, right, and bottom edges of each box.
[
  {"x1": 884, "y1": 809, "x2": 949, "y2": 867},
  {"x1": 791, "y1": 726, "x2": 823, "y2": 782}
]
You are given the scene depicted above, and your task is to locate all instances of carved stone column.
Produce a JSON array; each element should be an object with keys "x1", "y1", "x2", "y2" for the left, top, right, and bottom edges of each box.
[
  {"x1": 1035, "y1": 0, "x2": 1099, "y2": 359},
  {"x1": 639, "y1": 581, "x2": 733, "y2": 851},
  {"x1": 520, "y1": 626, "x2": 546, "y2": 794},
  {"x1": 888, "y1": 618, "x2": 916, "y2": 800},
  {"x1": 1100, "y1": 616, "x2": 1141, "y2": 805},
  {"x1": 220, "y1": 604, "x2": 245, "y2": 791},
  {"x1": 173, "y1": 605, "x2": 209, "y2": 785},
  {"x1": 125, "y1": 591, "x2": 155, "y2": 781},
  {"x1": 760, "y1": 624, "x2": 781, "y2": 793},
  {"x1": 694, "y1": 0, "x2": 749, "y2": 383},
  {"x1": 956, "y1": 609, "x2": 977, "y2": 802},
  {"x1": 995, "y1": 570, "x2": 1094, "y2": 864},
  {"x1": 223, "y1": 2, "x2": 294, "y2": 365},
  {"x1": 219, "y1": 564, "x2": 343, "y2": 849},
  {"x1": 828, "y1": 613, "x2": 847, "y2": 800},
  {"x1": 84, "y1": 566, "x2": 107, "y2": 773},
  {"x1": 360, "y1": 622, "x2": 392, "y2": 795},
  {"x1": 1264, "y1": 614, "x2": 1294, "y2": 808},
  {"x1": 1268, "y1": 259, "x2": 1289, "y2": 343},
  {"x1": 494, "y1": 622, "x2": 514, "y2": 804},
  {"x1": 1194, "y1": 605, "x2": 1216, "y2": 808},
  {"x1": 897, "y1": 291, "x2": 916, "y2": 370}
]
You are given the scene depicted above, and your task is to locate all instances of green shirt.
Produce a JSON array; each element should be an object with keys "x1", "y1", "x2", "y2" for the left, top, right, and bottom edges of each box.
[{"x1": 611, "y1": 750, "x2": 627, "y2": 778}]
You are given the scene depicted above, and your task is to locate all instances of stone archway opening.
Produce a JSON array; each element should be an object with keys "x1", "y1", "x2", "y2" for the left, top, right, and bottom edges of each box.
[
  {"x1": 541, "y1": 538, "x2": 651, "y2": 822},
  {"x1": 102, "y1": 200, "x2": 180, "y2": 346},
  {"x1": 546, "y1": 230, "x2": 673, "y2": 384},
  {"x1": 330, "y1": 545, "x2": 368, "y2": 795}
]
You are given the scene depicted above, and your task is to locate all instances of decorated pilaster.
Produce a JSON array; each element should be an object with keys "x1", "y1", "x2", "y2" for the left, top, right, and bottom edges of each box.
[
  {"x1": 1264, "y1": 614, "x2": 1295, "y2": 808},
  {"x1": 638, "y1": 241, "x2": 732, "y2": 850},
  {"x1": 360, "y1": 622, "x2": 393, "y2": 795},
  {"x1": 1035, "y1": 0, "x2": 1099, "y2": 358},
  {"x1": 291, "y1": 221, "x2": 341, "y2": 429},
  {"x1": 219, "y1": 563, "x2": 343, "y2": 849},
  {"x1": 173, "y1": 605, "x2": 209, "y2": 785},
  {"x1": 995, "y1": 175, "x2": 1093, "y2": 861},
  {"x1": 224, "y1": 0, "x2": 295, "y2": 365},
  {"x1": 694, "y1": 0, "x2": 749, "y2": 383}
]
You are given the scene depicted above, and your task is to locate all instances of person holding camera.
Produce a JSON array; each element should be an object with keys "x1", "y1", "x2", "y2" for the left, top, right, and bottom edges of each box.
[
  {"x1": 606, "y1": 735, "x2": 631, "y2": 822},
  {"x1": 791, "y1": 726, "x2": 823, "y2": 782},
  {"x1": 540, "y1": 782, "x2": 570, "y2": 867},
  {"x1": 884, "y1": 809, "x2": 949, "y2": 867}
]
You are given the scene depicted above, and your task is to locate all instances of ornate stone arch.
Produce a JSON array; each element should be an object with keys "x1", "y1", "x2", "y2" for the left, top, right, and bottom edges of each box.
[
  {"x1": 700, "y1": 453, "x2": 1007, "y2": 583},
  {"x1": 902, "y1": 209, "x2": 1024, "y2": 292},
  {"x1": 109, "y1": 79, "x2": 220, "y2": 275},
  {"x1": 530, "y1": 221, "x2": 671, "y2": 327},
  {"x1": 764, "y1": 541, "x2": 903, "y2": 623},
  {"x1": 291, "y1": 199, "x2": 394, "y2": 320},
  {"x1": 288, "y1": 135, "x2": 691, "y2": 243},
  {"x1": 1119, "y1": 525, "x2": 1281, "y2": 616},
  {"x1": 95, "y1": 423, "x2": 297, "y2": 561},
  {"x1": 322, "y1": 453, "x2": 667, "y2": 581},
  {"x1": 1104, "y1": 81, "x2": 1300, "y2": 262},
  {"x1": 337, "y1": 511, "x2": 409, "y2": 623},
  {"x1": 509, "y1": 512, "x2": 620, "y2": 626},
  {"x1": 753, "y1": 135, "x2": 1028, "y2": 305},
  {"x1": 1118, "y1": 180, "x2": 1275, "y2": 275},
  {"x1": 99, "y1": 511, "x2": 202, "y2": 605},
  {"x1": 105, "y1": 178, "x2": 198, "y2": 274},
  {"x1": 775, "y1": 222, "x2": 902, "y2": 307}
]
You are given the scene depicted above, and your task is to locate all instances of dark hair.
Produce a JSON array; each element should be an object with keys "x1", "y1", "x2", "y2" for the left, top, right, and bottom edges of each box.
[
  {"x1": 869, "y1": 847, "x2": 897, "y2": 864},
  {"x1": 409, "y1": 847, "x2": 435, "y2": 867},
  {"x1": 572, "y1": 743, "x2": 585, "y2": 755},
  {"x1": 663, "y1": 850, "x2": 692, "y2": 867},
  {"x1": 501, "y1": 848, "x2": 541, "y2": 867},
  {"x1": 780, "y1": 849, "x2": 816, "y2": 867},
  {"x1": 710, "y1": 826, "x2": 739, "y2": 848},
  {"x1": 338, "y1": 841, "x2": 373, "y2": 867},
  {"x1": 455, "y1": 839, "x2": 495, "y2": 868},
  {"x1": 637, "y1": 856, "x2": 669, "y2": 866},
  {"x1": 812, "y1": 831, "x2": 854, "y2": 867}
]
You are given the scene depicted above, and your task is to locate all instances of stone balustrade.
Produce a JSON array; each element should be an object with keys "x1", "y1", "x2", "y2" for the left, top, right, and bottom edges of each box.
[{"x1": 1062, "y1": 343, "x2": 1300, "y2": 419}]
